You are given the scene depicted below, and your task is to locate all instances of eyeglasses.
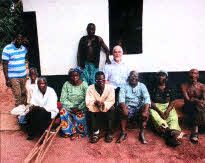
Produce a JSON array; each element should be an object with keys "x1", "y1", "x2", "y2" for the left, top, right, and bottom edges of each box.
[{"x1": 95, "y1": 79, "x2": 105, "y2": 82}]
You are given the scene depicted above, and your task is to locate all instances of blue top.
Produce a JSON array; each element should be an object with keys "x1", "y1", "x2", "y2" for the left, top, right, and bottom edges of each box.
[
  {"x1": 103, "y1": 59, "x2": 130, "y2": 89},
  {"x1": 2, "y1": 43, "x2": 27, "y2": 78},
  {"x1": 119, "y1": 82, "x2": 151, "y2": 110}
]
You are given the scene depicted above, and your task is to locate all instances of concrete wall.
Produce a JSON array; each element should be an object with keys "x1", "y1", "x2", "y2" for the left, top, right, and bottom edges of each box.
[
  {"x1": 22, "y1": 0, "x2": 205, "y2": 75},
  {"x1": 22, "y1": 0, "x2": 109, "y2": 75}
]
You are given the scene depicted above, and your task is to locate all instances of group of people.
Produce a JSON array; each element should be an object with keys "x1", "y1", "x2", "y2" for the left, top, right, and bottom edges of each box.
[{"x1": 2, "y1": 24, "x2": 205, "y2": 146}]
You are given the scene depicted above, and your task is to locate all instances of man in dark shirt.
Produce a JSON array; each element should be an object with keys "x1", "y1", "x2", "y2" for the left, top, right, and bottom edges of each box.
[{"x1": 77, "y1": 23, "x2": 111, "y2": 85}]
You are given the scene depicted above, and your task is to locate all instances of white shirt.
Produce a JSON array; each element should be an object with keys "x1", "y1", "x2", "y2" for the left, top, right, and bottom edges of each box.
[
  {"x1": 103, "y1": 59, "x2": 130, "y2": 89},
  {"x1": 25, "y1": 78, "x2": 38, "y2": 104},
  {"x1": 30, "y1": 86, "x2": 59, "y2": 119}
]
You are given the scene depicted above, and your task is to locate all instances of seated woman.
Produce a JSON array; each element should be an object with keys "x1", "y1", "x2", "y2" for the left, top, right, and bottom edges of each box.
[
  {"x1": 149, "y1": 71, "x2": 182, "y2": 146},
  {"x1": 60, "y1": 68, "x2": 89, "y2": 139}
]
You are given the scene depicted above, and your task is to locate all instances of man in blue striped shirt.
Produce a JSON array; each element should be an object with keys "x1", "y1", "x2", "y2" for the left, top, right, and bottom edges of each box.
[{"x1": 2, "y1": 34, "x2": 28, "y2": 106}]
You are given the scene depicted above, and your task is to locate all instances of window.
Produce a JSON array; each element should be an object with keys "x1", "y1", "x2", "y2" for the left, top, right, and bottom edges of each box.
[{"x1": 109, "y1": 0, "x2": 143, "y2": 54}]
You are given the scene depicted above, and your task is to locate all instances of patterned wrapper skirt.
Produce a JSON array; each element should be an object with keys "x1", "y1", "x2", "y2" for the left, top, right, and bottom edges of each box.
[{"x1": 60, "y1": 106, "x2": 88, "y2": 137}]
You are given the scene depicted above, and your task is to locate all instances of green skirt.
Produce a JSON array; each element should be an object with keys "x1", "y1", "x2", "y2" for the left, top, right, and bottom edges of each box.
[{"x1": 150, "y1": 103, "x2": 181, "y2": 133}]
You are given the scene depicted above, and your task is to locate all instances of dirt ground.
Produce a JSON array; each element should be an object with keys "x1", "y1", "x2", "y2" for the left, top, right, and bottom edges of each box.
[{"x1": 0, "y1": 65, "x2": 205, "y2": 163}]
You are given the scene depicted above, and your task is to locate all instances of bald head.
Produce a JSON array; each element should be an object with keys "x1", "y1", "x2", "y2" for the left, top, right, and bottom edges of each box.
[
  {"x1": 113, "y1": 45, "x2": 123, "y2": 63},
  {"x1": 189, "y1": 69, "x2": 199, "y2": 83},
  {"x1": 189, "y1": 69, "x2": 199, "y2": 73},
  {"x1": 113, "y1": 45, "x2": 123, "y2": 54},
  {"x1": 87, "y1": 23, "x2": 96, "y2": 36}
]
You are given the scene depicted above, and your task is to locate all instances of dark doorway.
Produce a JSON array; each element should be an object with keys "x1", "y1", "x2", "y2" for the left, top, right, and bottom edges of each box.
[
  {"x1": 22, "y1": 12, "x2": 41, "y2": 75},
  {"x1": 109, "y1": 0, "x2": 143, "y2": 54}
]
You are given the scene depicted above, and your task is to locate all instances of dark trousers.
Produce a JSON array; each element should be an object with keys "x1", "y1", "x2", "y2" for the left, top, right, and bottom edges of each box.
[
  {"x1": 26, "y1": 107, "x2": 51, "y2": 136},
  {"x1": 90, "y1": 110, "x2": 114, "y2": 134},
  {"x1": 115, "y1": 87, "x2": 120, "y2": 108}
]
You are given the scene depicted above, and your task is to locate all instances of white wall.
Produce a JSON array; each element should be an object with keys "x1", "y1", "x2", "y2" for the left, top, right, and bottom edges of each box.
[
  {"x1": 23, "y1": 0, "x2": 205, "y2": 75},
  {"x1": 141, "y1": 0, "x2": 205, "y2": 72},
  {"x1": 23, "y1": 0, "x2": 109, "y2": 75}
]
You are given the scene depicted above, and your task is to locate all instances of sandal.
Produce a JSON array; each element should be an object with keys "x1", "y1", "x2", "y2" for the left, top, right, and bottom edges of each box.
[
  {"x1": 190, "y1": 133, "x2": 199, "y2": 144},
  {"x1": 90, "y1": 134, "x2": 100, "y2": 144},
  {"x1": 70, "y1": 134, "x2": 77, "y2": 140},
  {"x1": 116, "y1": 132, "x2": 127, "y2": 143},
  {"x1": 105, "y1": 134, "x2": 113, "y2": 143},
  {"x1": 139, "y1": 132, "x2": 148, "y2": 144}
]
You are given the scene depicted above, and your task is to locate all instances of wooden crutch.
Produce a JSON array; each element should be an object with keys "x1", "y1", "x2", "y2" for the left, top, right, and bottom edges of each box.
[
  {"x1": 36, "y1": 125, "x2": 61, "y2": 163},
  {"x1": 24, "y1": 118, "x2": 60, "y2": 163}
]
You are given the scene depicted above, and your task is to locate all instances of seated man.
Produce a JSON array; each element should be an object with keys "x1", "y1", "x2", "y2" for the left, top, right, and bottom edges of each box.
[
  {"x1": 25, "y1": 77, "x2": 59, "y2": 140},
  {"x1": 86, "y1": 71, "x2": 115, "y2": 143},
  {"x1": 116, "y1": 70, "x2": 151, "y2": 144},
  {"x1": 181, "y1": 69, "x2": 205, "y2": 144}
]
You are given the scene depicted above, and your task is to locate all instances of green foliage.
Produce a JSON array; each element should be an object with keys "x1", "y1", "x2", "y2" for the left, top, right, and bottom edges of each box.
[{"x1": 0, "y1": 0, "x2": 23, "y2": 63}]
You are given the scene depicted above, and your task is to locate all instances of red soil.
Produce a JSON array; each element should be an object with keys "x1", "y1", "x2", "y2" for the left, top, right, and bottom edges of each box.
[{"x1": 0, "y1": 65, "x2": 205, "y2": 163}]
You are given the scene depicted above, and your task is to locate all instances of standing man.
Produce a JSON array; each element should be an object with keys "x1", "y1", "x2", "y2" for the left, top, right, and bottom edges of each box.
[
  {"x1": 116, "y1": 70, "x2": 151, "y2": 144},
  {"x1": 77, "y1": 23, "x2": 111, "y2": 85},
  {"x1": 2, "y1": 34, "x2": 28, "y2": 107},
  {"x1": 103, "y1": 45, "x2": 130, "y2": 106},
  {"x1": 86, "y1": 71, "x2": 115, "y2": 143},
  {"x1": 181, "y1": 69, "x2": 205, "y2": 144}
]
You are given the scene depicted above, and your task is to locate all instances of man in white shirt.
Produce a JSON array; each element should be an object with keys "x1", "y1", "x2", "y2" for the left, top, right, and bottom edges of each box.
[
  {"x1": 103, "y1": 45, "x2": 130, "y2": 106},
  {"x1": 26, "y1": 77, "x2": 59, "y2": 140}
]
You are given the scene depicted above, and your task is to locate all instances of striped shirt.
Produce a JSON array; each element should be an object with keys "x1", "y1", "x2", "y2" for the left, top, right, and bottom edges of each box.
[{"x1": 2, "y1": 43, "x2": 27, "y2": 78}]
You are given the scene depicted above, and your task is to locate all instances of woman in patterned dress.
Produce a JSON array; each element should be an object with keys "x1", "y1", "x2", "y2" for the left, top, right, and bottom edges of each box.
[{"x1": 60, "y1": 68, "x2": 88, "y2": 139}]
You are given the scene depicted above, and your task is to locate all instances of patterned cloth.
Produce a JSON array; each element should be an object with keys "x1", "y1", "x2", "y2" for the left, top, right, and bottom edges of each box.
[
  {"x1": 60, "y1": 81, "x2": 88, "y2": 110},
  {"x1": 2, "y1": 42, "x2": 27, "y2": 78},
  {"x1": 60, "y1": 107, "x2": 88, "y2": 137},
  {"x1": 150, "y1": 87, "x2": 174, "y2": 104},
  {"x1": 119, "y1": 82, "x2": 151, "y2": 110},
  {"x1": 103, "y1": 59, "x2": 130, "y2": 89},
  {"x1": 150, "y1": 103, "x2": 181, "y2": 132},
  {"x1": 80, "y1": 62, "x2": 99, "y2": 85},
  {"x1": 86, "y1": 84, "x2": 115, "y2": 112},
  {"x1": 60, "y1": 81, "x2": 88, "y2": 136}
]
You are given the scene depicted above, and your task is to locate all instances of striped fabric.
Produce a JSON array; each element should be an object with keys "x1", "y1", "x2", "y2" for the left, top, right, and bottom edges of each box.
[{"x1": 2, "y1": 43, "x2": 28, "y2": 78}]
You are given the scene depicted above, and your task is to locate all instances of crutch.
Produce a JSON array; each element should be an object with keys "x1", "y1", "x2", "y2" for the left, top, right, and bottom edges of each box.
[{"x1": 24, "y1": 118, "x2": 60, "y2": 163}]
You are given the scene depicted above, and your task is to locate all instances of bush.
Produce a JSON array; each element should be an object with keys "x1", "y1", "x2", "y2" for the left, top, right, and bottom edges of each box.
[{"x1": 0, "y1": 0, "x2": 23, "y2": 63}]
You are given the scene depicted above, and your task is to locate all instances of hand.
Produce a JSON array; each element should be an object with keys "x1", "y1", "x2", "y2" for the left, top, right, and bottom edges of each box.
[
  {"x1": 71, "y1": 106, "x2": 79, "y2": 114},
  {"x1": 159, "y1": 111, "x2": 166, "y2": 120},
  {"x1": 198, "y1": 100, "x2": 205, "y2": 108},
  {"x1": 94, "y1": 101, "x2": 101, "y2": 108},
  {"x1": 6, "y1": 80, "x2": 12, "y2": 88},
  {"x1": 105, "y1": 58, "x2": 111, "y2": 64},
  {"x1": 141, "y1": 110, "x2": 149, "y2": 119},
  {"x1": 94, "y1": 101, "x2": 104, "y2": 111},
  {"x1": 163, "y1": 110, "x2": 170, "y2": 120},
  {"x1": 79, "y1": 66, "x2": 84, "y2": 70}
]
